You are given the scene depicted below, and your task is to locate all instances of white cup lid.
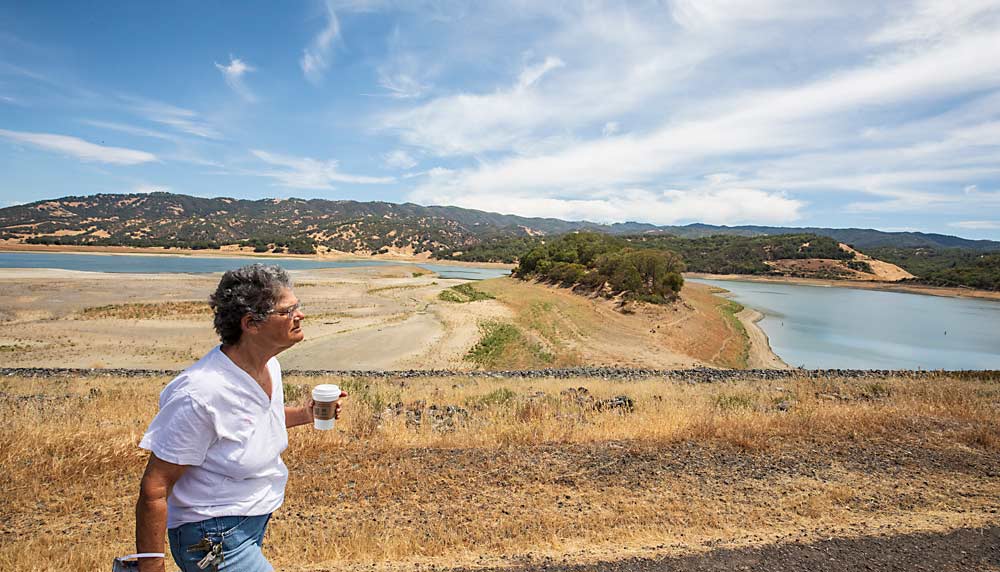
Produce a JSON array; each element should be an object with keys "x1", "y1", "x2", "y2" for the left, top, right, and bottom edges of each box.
[{"x1": 312, "y1": 384, "x2": 341, "y2": 402}]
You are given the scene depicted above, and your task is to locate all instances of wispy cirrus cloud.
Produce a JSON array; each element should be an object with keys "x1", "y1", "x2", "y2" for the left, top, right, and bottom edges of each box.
[
  {"x1": 383, "y1": 149, "x2": 417, "y2": 169},
  {"x1": 376, "y1": 69, "x2": 429, "y2": 99},
  {"x1": 0, "y1": 128, "x2": 157, "y2": 164},
  {"x1": 121, "y1": 96, "x2": 224, "y2": 140},
  {"x1": 250, "y1": 149, "x2": 393, "y2": 189},
  {"x1": 300, "y1": 1, "x2": 340, "y2": 84},
  {"x1": 215, "y1": 56, "x2": 257, "y2": 102},
  {"x1": 379, "y1": 55, "x2": 568, "y2": 155},
  {"x1": 80, "y1": 119, "x2": 176, "y2": 141},
  {"x1": 368, "y1": 26, "x2": 433, "y2": 99}
]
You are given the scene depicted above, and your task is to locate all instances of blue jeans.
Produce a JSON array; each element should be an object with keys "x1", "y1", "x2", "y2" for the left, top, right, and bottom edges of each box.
[{"x1": 168, "y1": 514, "x2": 272, "y2": 572}]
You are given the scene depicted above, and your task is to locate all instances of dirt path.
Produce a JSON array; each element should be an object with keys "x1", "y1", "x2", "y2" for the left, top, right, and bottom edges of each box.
[{"x1": 445, "y1": 526, "x2": 1000, "y2": 572}]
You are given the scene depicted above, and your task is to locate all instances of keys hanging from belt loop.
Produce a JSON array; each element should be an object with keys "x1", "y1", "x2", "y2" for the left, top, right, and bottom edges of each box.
[
  {"x1": 187, "y1": 538, "x2": 213, "y2": 553},
  {"x1": 195, "y1": 541, "x2": 224, "y2": 571}
]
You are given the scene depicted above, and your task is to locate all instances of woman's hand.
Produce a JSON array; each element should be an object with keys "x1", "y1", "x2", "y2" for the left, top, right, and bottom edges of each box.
[
  {"x1": 334, "y1": 391, "x2": 347, "y2": 419},
  {"x1": 302, "y1": 396, "x2": 315, "y2": 423},
  {"x1": 306, "y1": 391, "x2": 349, "y2": 420},
  {"x1": 285, "y1": 391, "x2": 347, "y2": 428}
]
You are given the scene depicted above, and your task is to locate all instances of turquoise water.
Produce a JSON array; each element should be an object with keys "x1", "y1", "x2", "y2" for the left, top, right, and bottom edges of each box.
[
  {"x1": 0, "y1": 252, "x2": 510, "y2": 280},
  {"x1": 692, "y1": 279, "x2": 1000, "y2": 370}
]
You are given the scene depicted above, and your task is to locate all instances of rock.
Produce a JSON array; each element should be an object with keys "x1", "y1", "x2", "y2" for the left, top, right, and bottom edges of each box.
[{"x1": 594, "y1": 395, "x2": 635, "y2": 414}]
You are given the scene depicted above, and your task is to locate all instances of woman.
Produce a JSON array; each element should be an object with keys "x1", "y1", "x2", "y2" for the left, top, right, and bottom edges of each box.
[{"x1": 134, "y1": 264, "x2": 345, "y2": 572}]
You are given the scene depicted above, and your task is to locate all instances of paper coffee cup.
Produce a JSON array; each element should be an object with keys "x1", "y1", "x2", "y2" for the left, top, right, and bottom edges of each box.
[{"x1": 312, "y1": 384, "x2": 341, "y2": 430}]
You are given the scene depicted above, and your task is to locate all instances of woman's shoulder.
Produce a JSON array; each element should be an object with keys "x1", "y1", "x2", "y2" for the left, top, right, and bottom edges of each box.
[{"x1": 161, "y1": 348, "x2": 233, "y2": 404}]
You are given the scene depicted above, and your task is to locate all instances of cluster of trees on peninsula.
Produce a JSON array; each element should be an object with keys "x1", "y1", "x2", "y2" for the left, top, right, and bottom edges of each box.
[{"x1": 515, "y1": 233, "x2": 685, "y2": 304}]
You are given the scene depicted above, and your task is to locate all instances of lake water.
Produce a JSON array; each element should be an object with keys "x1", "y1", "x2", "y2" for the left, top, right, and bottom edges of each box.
[
  {"x1": 692, "y1": 278, "x2": 1000, "y2": 370},
  {"x1": 0, "y1": 252, "x2": 510, "y2": 280}
]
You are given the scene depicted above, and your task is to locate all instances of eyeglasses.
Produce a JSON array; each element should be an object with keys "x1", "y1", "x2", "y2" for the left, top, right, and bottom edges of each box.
[{"x1": 269, "y1": 303, "x2": 303, "y2": 317}]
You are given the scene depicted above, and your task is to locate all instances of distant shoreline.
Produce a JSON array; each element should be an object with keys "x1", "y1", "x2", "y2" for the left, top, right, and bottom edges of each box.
[
  {"x1": 2, "y1": 243, "x2": 995, "y2": 300},
  {"x1": 0, "y1": 242, "x2": 516, "y2": 269},
  {"x1": 687, "y1": 272, "x2": 1000, "y2": 302}
]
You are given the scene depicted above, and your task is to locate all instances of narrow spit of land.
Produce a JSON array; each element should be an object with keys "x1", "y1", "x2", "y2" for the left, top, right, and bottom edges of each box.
[{"x1": 1, "y1": 370, "x2": 997, "y2": 571}]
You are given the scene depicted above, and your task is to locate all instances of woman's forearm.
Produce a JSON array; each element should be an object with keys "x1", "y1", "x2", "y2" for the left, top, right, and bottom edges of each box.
[
  {"x1": 135, "y1": 491, "x2": 168, "y2": 572},
  {"x1": 285, "y1": 405, "x2": 312, "y2": 428}
]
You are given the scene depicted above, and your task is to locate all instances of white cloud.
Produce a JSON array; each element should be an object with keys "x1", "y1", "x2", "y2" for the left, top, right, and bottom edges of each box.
[
  {"x1": 602, "y1": 122, "x2": 620, "y2": 137},
  {"x1": 411, "y1": 170, "x2": 802, "y2": 225},
  {"x1": 122, "y1": 96, "x2": 224, "y2": 140},
  {"x1": 396, "y1": 11, "x2": 1000, "y2": 225},
  {"x1": 300, "y1": 1, "x2": 340, "y2": 84},
  {"x1": 370, "y1": 26, "x2": 435, "y2": 99},
  {"x1": 80, "y1": 119, "x2": 176, "y2": 140},
  {"x1": 845, "y1": 189, "x2": 956, "y2": 213},
  {"x1": 0, "y1": 129, "x2": 157, "y2": 165},
  {"x1": 516, "y1": 56, "x2": 564, "y2": 90},
  {"x1": 379, "y1": 55, "x2": 571, "y2": 156},
  {"x1": 383, "y1": 149, "x2": 417, "y2": 169},
  {"x1": 376, "y1": 70, "x2": 428, "y2": 99},
  {"x1": 250, "y1": 149, "x2": 393, "y2": 189},
  {"x1": 215, "y1": 56, "x2": 257, "y2": 102},
  {"x1": 950, "y1": 220, "x2": 1000, "y2": 230},
  {"x1": 870, "y1": 0, "x2": 1000, "y2": 44}
]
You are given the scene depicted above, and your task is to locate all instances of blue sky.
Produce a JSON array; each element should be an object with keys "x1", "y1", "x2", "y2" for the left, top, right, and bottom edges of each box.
[{"x1": 1, "y1": 1, "x2": 999, "y2": 239}]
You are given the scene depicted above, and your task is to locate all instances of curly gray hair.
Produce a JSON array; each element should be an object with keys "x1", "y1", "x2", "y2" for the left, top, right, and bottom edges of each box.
[{"x1": 209, "y1": 264, "x2": 293, "y2": 345}]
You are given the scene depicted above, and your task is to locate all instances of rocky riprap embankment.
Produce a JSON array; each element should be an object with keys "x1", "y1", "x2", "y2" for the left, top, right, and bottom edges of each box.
[{"x1": 2, "y1": 366, "x2": 996, "y2": 381}]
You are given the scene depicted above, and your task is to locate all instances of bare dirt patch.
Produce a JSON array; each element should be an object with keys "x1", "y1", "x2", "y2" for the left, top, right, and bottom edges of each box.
[{"x1": 839, "y1": 243, "x2": 915, "y2": 281}]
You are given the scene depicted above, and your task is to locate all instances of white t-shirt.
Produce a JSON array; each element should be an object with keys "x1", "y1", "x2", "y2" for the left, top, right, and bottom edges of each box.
[{"x1": 139, "y1": 346, "x2": 289, "y2": 528}]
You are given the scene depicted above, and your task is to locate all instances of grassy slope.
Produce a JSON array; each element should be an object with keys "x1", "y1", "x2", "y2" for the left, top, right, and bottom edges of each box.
[{"x1": 469, "y1": 278, "x2": 752, "y2": 370}]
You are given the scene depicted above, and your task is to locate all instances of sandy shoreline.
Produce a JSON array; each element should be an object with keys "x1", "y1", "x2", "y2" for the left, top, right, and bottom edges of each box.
[
  {"x1": 736, "y1": 307, "x2": 790, "y2": 369},
  {"x1": 687, "y1": 272, "x2": 1000, "y2": 301}
]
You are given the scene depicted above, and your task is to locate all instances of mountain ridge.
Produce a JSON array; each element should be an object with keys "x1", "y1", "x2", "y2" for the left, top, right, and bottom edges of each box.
[{"x1": 1, "y1": 191, "x2": 997, "y2": 254}]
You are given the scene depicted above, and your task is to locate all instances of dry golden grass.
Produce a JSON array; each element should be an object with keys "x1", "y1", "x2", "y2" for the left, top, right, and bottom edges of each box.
[
  {"x1": 76, "y1": 301, "x2": 212, "y2": 320},
  {"x1": 1, "y1": 372, "x2": 998, "y2": 571}
]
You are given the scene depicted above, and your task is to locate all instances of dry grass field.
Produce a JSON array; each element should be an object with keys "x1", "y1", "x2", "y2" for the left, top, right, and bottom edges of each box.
[{"x1": 1, "y1": 371, "x2": 997, "y2": 571}]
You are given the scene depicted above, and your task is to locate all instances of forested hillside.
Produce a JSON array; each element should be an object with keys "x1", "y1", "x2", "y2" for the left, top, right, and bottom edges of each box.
[
  {"x1": 867, "y1": 247, "x2": 1000, "y2": 291},
  {"x1": 624, "y1": 233, "x2": 852, "y2": 275}
]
